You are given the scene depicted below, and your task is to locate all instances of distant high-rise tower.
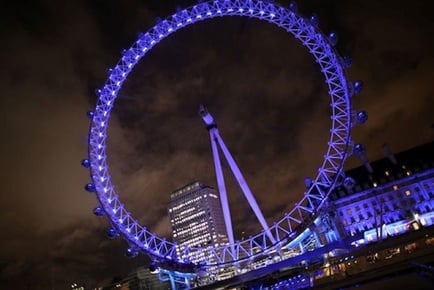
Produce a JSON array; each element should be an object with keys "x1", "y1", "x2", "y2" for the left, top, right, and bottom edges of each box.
[{"x1": 168, "y1": 181, "x2": 228, "y2": 264}]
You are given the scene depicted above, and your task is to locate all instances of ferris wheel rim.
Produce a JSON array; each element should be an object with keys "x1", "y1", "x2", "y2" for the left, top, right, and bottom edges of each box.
[{"x1": 86, "y1": 0, "x2": 353, "y2": 269}]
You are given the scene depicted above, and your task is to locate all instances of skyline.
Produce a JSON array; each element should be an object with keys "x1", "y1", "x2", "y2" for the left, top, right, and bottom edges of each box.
[{"x1": 1, "y1": 0, "x2": 433, "y2": 289}]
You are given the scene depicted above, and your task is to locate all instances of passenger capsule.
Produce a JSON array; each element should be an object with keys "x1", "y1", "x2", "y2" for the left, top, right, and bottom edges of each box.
[
  {"x1": 353, "y1": 81, "x2": 363, "y2": 94},
  {"x1": 86, "y1": 111, "x2": 94, "y2": 119},
  {"x1": 342, "y1": 55, "x2": 352, "y2": 68},
  {"x1": 304, "y1": 177, "x2": 313, "y2": 189},
  {"x1": 85, "y1": 183, "x2": 96, "y2": 192},
  {"x1": 309, "y1": 14, "x2": 319, "y2": 27},
  {"x1": 289, "y1": 2, "x2": 298, "y2": 13},
  {"x1": 107, "y1": 228, "x2": 119, "y2": 239},
  {"x1": 353, "y1": 143, "x2": 366, "y2": 156},
  {"x1": 93, "y1": 207, "x2": 105, "y2": 216},
  {"x1": 125, "y1": 247, "x2": 138, "y2": 258},
  {"x1": 328, "y1": 31, "x2": 338, "y2": 46},
  {"x1": 81, "y1": 159, "x2": 90, "y2": 168},
  {"x1": 343, "y1": 177, "x2": 356, "y2": 190},
  {"x1": 356, "y1": 110, "x2": 368, "y2": 124}
]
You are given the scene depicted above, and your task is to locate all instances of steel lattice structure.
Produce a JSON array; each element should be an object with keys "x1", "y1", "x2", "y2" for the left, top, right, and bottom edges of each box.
[{"x1": 84, "y1": 0, "x2": 360, "y2": 271}]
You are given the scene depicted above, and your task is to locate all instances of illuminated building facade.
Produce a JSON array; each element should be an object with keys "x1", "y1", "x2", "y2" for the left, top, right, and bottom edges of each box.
[
  {"x1": 168, "y1": 181, "x2": 229, "y2": 264},
  {"x1": 256, "y1": 142, "x2": 434, "y2": 289},
  {"x1": 329, "y1": 141, "x2": 434, "y2": 244},
  {"x1": 281, "y1": 142, "x2": 434, "y2": 263}
]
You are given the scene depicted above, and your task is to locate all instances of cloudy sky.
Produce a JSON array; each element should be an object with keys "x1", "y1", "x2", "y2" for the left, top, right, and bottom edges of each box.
[{"x1": 0, "y1": 0, "x2": 433, "y2": 289}]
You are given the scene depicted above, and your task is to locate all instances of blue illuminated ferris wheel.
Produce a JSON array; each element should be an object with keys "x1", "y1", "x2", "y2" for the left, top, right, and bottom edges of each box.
[{"x1": 83, "y1": 0, "x2": 367, "y2": 275}]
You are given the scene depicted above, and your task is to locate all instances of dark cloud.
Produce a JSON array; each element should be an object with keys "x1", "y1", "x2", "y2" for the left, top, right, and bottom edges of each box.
[{"x1": 0, "y1": 0, "x2": 433, "y2": 289}]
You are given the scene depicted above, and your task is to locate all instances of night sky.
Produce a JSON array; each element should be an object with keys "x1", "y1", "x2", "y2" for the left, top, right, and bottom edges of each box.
[{"x1": 1, "y1": 0, "x2": 433, "y2": 289}]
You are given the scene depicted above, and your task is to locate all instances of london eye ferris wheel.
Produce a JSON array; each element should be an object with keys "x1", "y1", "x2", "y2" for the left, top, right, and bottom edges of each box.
[{"x1": 82, "y1": 0, "x2": 367, "y2": 276}]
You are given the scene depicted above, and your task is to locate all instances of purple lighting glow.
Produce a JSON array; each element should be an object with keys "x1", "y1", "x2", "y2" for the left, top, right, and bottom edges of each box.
[{"x1": 85, "y1": 0, "x2": 357, "y2": 271}]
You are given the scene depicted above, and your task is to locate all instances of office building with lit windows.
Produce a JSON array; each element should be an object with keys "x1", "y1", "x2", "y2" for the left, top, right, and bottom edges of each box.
[{"x1": 168, "y1": 181, "x2": 229, "y2": 264}]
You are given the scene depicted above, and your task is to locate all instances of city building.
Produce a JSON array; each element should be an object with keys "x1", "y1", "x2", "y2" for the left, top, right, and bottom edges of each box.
[
  {"x1": 168, "y1": 181, "x2": 229, "y2": 264},
  {"x1": 283, "y1": 141, "x2": 434, "y2": 289},
  {"x1": 290, "y1": 141, "x2": 434, "y2": 254},
  {"x1": 329, "y1": 141, "x2": 434, "y2": 244},
  {"x1": 168, "y1": 181, "x2": 231, "y2": 285}
]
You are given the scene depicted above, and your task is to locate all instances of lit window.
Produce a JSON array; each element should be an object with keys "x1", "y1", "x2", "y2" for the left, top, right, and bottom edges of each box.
[
  {"x1": 405, "y1": 190, "x2": 411, "y2": 196},
  {"x1": 385, "y1": 171, "x2": 390, "y2": 176},
  {"x1": 393, "y1": 185, "x2": 399, "y2": 190},
  {"x1": 373, "y1": 182, "x2": 378, "y2": 187}
]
